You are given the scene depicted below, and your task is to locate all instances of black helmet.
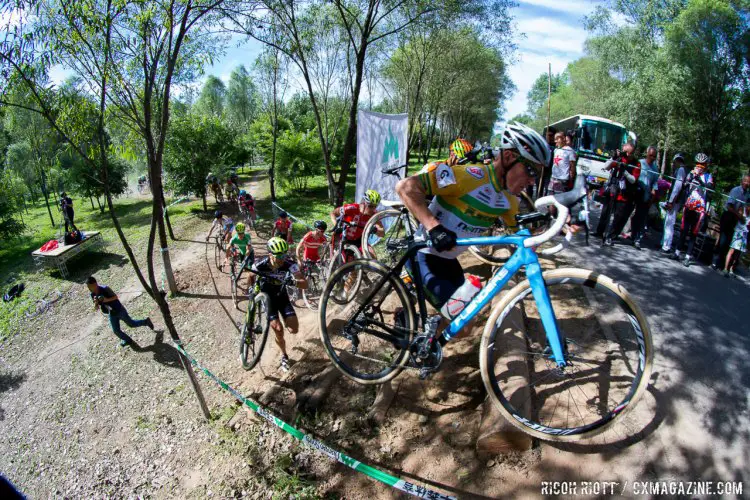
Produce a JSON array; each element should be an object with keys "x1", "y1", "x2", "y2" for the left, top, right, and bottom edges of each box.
[
  {"x1": 214, "y1": 210, "x2": 223, "y2": 218},
  {"x1": 279, "y1": 211, "x2": 288, "y2": 218},
  {"x1": 313, "y1": 220, "x2": 327, "y2": 231}
]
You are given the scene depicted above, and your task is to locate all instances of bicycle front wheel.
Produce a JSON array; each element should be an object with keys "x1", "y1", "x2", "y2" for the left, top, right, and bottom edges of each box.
[
  {"x1": 214, "y1": 239, "x2": 225, "y2": 273},
  {"x1": 319, "y1": 259, "x2": 416, "y2": 385},
  {"x1": 480, "y1": 268, "x2": 653, "y2": 441},
  {"x1": 328, "y1": 245, "x2": 362, "y2": 305},
  {"x1": 302, "y1": 266, "x2": 323, "y2": 310},
  {"x1": 362, "y1": 209, "x2": 418, "y2": 265},
  {"x1": 240, "y1": 293, "x2": 270, "y2": 370}
]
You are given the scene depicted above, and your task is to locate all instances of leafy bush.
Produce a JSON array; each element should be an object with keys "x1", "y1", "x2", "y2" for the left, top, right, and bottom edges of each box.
[{"x1": 275, "y1": 130, "x2": 323, "y2": 192}]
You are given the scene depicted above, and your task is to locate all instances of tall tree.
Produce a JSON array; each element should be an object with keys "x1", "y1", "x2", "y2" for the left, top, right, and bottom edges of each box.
[
  {"x1": 195, "y1": 75, "x2": 227, "y2": 118},
  {"x1": 0, "y1": 0, "x2": 232, "y2": 418},
  {"x1": 225, "y1": 64, "x2": 259, "y2": 131}
]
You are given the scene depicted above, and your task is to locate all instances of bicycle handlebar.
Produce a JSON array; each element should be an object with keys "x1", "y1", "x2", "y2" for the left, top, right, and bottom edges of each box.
[{"x1": 525, "y1": 174, "x2": 587, "y2": 250}]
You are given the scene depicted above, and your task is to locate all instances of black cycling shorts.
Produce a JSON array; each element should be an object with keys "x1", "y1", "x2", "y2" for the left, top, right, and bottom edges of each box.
[
  {"x1": 407, "y1": 251, "x2": 465, "y2": 309},
  {"x1": 267, "y1": 291, "x2": 296, "y2": 321}
]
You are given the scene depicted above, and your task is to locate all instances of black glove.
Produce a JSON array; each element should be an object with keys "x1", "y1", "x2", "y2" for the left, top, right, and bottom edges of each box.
[{"x1": 428, "y1": 224, "x2": 457, "y2": 252}]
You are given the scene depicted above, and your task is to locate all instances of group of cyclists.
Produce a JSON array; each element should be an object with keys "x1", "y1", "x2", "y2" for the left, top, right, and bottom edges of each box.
[{"x1": 205, "y1": 121, "x2": 552, "y2": 372}]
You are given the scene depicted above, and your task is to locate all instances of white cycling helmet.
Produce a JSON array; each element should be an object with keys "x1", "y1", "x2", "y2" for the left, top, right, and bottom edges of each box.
[
  {"x1": 694, "y1": 152, "x2": 710, "y2": 164},
  {"x1": 497, "y1": 121, "x2": 552, "y2": 167}
]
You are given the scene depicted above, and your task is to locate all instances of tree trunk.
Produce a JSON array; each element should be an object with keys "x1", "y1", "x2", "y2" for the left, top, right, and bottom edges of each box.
[
  {"x1": 89, "y1": 195, "x2": 95, "y2": 210},
  {"x1": 96, "y1": 196, "x2": 104, "y2": 213},
  {"x1": 269, "y1": 88, "x2": 278, "y2": 202},
  {"x1": 202, "y1": 191, "x2": 207, "y2": 212},
  {"x1": 161, "y1": 187, "x2": 176, "y2": 241},
  {"x1": 335, "y1": 48, "x2": 367, "y2": 206},
  {"x1": 42, "y1": 187, "x2": 55, "y2": 228}
]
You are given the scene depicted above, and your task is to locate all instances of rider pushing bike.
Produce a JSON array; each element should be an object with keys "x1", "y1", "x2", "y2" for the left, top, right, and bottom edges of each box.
[
  {"x1": 250, "y1": 237, "x2": 307, "y2": 372},
  {"x1": 330, "y1": 189, "x2": 385, "y2": 258},
  {"x1": 395, "y1": 124, "x2": 551, "y2": 339},
  {"x1": 224, "y1": 222, "x2": 254, "y2": 288}
]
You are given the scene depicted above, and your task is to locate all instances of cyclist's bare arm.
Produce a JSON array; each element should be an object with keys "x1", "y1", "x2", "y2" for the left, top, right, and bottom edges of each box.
[
  {"x1": 206, "y1": 220, "x2": 218, "y2": 240},
  {"x1": 330, "y1": 207, "x2": 341, "y2": 226},
  {"x1": 395, "y1": 177, "x2": 440, "y2": 231}
]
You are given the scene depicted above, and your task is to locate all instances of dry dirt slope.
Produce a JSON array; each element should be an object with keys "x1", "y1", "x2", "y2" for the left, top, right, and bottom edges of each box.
[{"x1": 2, "y1": 175, "x2": 664, "y2": 498}]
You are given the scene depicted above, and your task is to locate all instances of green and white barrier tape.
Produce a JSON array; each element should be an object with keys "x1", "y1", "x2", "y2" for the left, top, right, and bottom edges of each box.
[{"x1": 173, "y1": 342, "x2": 456, "y2": 500}]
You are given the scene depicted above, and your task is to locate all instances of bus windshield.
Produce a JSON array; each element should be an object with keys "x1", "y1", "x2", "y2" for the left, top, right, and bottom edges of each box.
[{"x1": 579, "y1": 120, "x2": 627, "y2": 158}]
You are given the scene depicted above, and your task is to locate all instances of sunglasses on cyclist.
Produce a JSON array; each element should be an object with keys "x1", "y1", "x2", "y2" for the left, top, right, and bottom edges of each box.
[{"x1": 511, "y1": 152, "x2": 541, "y2": 179}]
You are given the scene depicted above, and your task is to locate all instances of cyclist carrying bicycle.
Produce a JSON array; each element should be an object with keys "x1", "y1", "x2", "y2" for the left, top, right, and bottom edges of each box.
[
  {"x1": 395, "y1": 123, "x2": 551, "y2": 339},
  {"x1": 295, "y1": 220, "x2": 328, "y2": 264},
  {"x1": 330, "y1": 190, "x2": 385, "y2": 258},
  {"x1": 206, "y1": 210, "x2": 234, "y2": 245},
  {"x1": 238, "y1": 190, "x2": 256, "y2": 222},
  {"x1": 226, "y1": 177, "x2": 239, "y2": 202},
  {"x1": 250, "y1": 237, "x2": 307, "y2": 372},
  {"x1": 224, "y1": 222, "x2": 254, "y2": 287}
]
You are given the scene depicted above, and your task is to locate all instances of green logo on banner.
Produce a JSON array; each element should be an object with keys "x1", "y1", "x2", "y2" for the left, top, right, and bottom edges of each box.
[{"x1": 382, "y1": 125, "x2": 399, "y2": 164}]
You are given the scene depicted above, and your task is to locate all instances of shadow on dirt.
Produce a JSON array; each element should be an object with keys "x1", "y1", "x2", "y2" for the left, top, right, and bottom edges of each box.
[
  {"x1": 130, "y1": 330, "x2": 182, "y2": 370},
  {"x1": 0, "y1": 370, "x2": 27, "y2": 421}
]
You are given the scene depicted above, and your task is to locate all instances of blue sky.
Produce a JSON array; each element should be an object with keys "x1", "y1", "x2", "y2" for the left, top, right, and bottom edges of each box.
[
  {"x1": 504, "y1": 0, "x2": 603, "y2": 120},
  {"x1": 200, "y1": 0, "x2": 606, "y2": 123},
  {"x1": 45, "y1": 0, "x2": 606, "y2": 124}
]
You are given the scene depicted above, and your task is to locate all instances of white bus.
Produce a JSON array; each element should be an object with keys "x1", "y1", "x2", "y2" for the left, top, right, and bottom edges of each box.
[{"x1": 548, "y1": 115, "x2": 637, "y2": 185}]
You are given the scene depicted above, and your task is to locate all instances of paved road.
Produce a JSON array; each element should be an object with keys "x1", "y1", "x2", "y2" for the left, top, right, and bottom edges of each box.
[{"x1": 529, "y1": 208, "x2": 749, "y2": 495}]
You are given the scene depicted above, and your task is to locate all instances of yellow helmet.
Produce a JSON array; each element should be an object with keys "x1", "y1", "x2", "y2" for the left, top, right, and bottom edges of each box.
[
  {"x1": 267, "y1": 237, "x2": 289, "y2": 256},
  {"x1": 363, "y1": 189, "x2": 381, "y2": 206},
  {"x1": 235, "y1": 222, "x2": 246, "y2": 233},
  {"x1": 450, "y1": 138, "x2": 473, "y2": 159}
]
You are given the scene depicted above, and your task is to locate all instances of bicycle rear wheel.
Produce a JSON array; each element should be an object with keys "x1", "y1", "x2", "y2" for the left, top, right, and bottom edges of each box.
[
  {"x1": 230, "y1": 261, "x2": 239, "y2": 308},
  {"x1": 362, "y1": 209, "x2": 418, "y2": 265},
  {"x1": 240, "y1": 292, "x2": 270, "y2": 370},
  {"x1": 319, "y1": 259, "x2": 416, "y2": 385},
  {"x1": 480, "y1": 268, "x2": 653, "y2": 441}
]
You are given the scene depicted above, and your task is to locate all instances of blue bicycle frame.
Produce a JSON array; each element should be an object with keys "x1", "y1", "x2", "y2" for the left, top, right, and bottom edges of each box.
[{"x1": 443, "y1": 229, "x2": 567, "y2": 367}]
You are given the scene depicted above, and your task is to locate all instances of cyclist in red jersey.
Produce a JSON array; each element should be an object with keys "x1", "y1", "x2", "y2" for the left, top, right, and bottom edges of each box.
[
  {"x1": 296, "y1": 220, "x2": 328, "y2": 263},
  {"x1": 273, "y1": 211, "x2": 294, "y2": 243},
  {"x1": 330, "y1": 190, "x2": 385, "y2": 254},
  {"x1": 238, "y1": 190, "x2": 256, "y2": 222}
]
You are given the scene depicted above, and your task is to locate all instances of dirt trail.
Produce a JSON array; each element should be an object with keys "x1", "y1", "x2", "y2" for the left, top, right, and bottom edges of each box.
[{"x1": 1, "y1": 172, "x2": 660, "y2": 498}]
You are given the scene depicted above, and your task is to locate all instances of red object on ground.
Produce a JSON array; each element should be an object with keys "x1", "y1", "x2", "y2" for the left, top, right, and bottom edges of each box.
[{"x1": 40, "y1": 240, "x2": 59, "y2": 252}]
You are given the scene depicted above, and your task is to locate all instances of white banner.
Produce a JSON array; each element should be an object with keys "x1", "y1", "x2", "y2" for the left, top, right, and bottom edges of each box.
[{"x1": 356, "y1": 110, "x2": 408, "y2": 205}]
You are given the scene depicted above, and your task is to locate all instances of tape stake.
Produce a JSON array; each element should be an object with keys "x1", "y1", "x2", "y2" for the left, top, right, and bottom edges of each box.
[{"x1": 173, "y1": 342, "x2": 455, "y2": 500}]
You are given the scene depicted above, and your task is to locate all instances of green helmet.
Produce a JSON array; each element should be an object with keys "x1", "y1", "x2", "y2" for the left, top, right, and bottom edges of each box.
[
  {"x1": 267, "y1": 237, "x2": 289, "y2": 256},
  {"x1": 235, "y1": 222, "x2": 246, "y2": 233},
  {"x1": 363, "y1": 189, "x2": 381, "y2": 206}
]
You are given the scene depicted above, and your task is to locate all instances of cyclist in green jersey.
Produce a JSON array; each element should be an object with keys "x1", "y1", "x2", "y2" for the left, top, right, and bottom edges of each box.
[{"x1": 225, "y1": 222, "x2": 254, "y2": 289}]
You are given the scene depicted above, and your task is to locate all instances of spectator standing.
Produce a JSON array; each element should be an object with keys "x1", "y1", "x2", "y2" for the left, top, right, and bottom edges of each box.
[
  {"x1": 539, "y1": 126, "x2": 557, "y2": 196},
  {"x1": 712, "y1": 174, "x2": 750, "y2": 270},
  {"x1": 631, "y1": 146, "x2": 660, "y2": 249},
  {"x1": 549, "y1": 131, "x2": 577, "y2": 194},
  {"x1": 673, "y1": 153, "x2": 714, "y2": 266},
  {"x1": 60, "y1": 192, "x2": 78, "y2": 233},
  {"x1": 723, "y1": 204, "x2": 749, "y2": 278},
  {"x1": 660, "y1": 153, "x2": 688, "y2": 253},
  {"x1": 86, "y1": 276, "x2": 154, "y2": 347},
  {"x1": 595, "y1": 142, "x2": 639, "y2": 241}
]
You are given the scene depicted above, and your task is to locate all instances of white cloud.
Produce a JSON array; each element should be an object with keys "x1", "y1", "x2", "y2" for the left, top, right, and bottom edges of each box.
[{"x1": 518, "y1": 0, "x2": 596, "y2": 13}]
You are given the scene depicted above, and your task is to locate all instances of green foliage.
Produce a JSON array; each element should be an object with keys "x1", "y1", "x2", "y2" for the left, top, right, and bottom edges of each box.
[
  {"x1": 226, "y1": 65, "x2": 260, "y2": 131},
  {"x1": 523, "y1": 0, "x2": 749, "y2": 183},
  {"x1": 196, "y1": 76, "x2": 227, "y2": 118},
  {"x1": 164, "y1": 114, "x2": 237, "y2": 202},
  {"x1": 275, "y1": 130, "x2": 324, "y2": 192},
  {"x1": 0, "y1": 179, "x2": 26, "y2": 239}
]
